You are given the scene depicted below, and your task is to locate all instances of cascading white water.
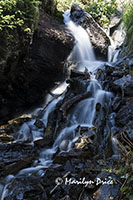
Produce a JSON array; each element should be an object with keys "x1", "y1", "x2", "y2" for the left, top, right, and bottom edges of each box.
[
  {"x1": 66, "y1": 20, "x2": 96, "y2": 62},
  {"x1": 46, "y1": 11, "x2": 113, "y2": 161},
  {"x1": 55, "y1": 11, "x2": 112, "y2": 139},
  {"x1": 0, "y1": 10, "x2": 114, "y2": 200},
  {"x1": 42, "y1": 96, "x2": 63, "y2": 127},
  {"x1": 21, "y1": 11, "x2": 113, "y2": 163},
  {"x1": 63, "y1": 10, "x2": 100, "y2": 72},
  {"x1": 68, "y1": 82, "x2": 113, "y2": 127},
  {"x1": 107, "y1": 22, "x2": 126, "y2": 62}
]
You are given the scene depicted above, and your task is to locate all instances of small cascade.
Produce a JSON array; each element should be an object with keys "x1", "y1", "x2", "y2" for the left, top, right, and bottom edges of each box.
[
  {"x1": 64, "y1": 10, "x2": 97, "y2": 71},
  {"x1": 107, "y1": 22, "x2": 126, "y2": 62},
  {"x1": 0, "y1": 9, "x2": 116, "y2": 200},
  {"x1": 42, "y1": 96, "x2": 63, "y2": 127},
  {"x1": 49, "y1": 11, "x2": 112, "y2": 152},
  {"x1": 33, "y1": 10, "x2": 113, "y2": 167}
]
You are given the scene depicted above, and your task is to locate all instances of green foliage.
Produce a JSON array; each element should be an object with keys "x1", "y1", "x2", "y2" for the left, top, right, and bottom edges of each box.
[
  {"x1": 0, "y1": 0, "x2": 41, "y2": 32},
  {"x1": 120, "y1": 149, "x2": 133, "y2": 199},
  {"x1": 56, "y1": 0, "x2": 84, "y2": 12},
  {"x1": 84, "y1": 0, "x2": 119, "y2": 27},
  {"x1": 123, "y1": 0, "x2": 133, "y2": 52},
  {"x1": 105, "y1": 147, "x2": 133, "y2": 200},
  {"x1": 55, "y1": 0, "x2": 119, "y2": 27},
  {"x1": 0, "y1": 0, "x2": 41, "y2": 62}
]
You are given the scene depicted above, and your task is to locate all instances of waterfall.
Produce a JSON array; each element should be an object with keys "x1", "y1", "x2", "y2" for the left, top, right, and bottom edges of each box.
[
  {"x1": 21, "y1": 11, "x2": 113, "y2": 163},
  {"x1": 61, "y1": 10, "x2": 113, "y2": 129},
  {"x1": 63, "y1": 10, "x2": 98, "y2": 71},
  {"x1": 40, "y1": 10, "x2": 113, "y2": 161},
  {"x1": 0, "y1": 10, "x2": 114, "y2": 200}
]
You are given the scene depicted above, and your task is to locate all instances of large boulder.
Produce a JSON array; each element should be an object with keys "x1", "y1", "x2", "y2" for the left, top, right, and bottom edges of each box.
[
  {"x1": 70, "y1": 4, "x2": 110, "y2": 59},
  {"x1": 0, "y1": 11, "x2": 74, "y2": 125}
]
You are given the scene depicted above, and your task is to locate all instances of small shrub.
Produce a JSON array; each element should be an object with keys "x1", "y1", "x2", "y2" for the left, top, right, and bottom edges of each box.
[
  {"x1": 123, "y1": 0, "x2": 133, "y2": 52},
  {"x1": 84, "y1": 0, "x2": 119, "y2": 27},
  {"x1": 0, "y1": 0, "x2": 41, "y2": 61},
  {"x1": 56, "y1": 0, "x2": 84, "y2": 12},
  {"x1": 0, "y1": 0, "x2": 41, "y2": 32}
]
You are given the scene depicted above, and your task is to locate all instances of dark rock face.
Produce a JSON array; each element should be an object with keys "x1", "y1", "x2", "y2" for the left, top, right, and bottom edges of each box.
[
  {"x1": 0, "y1": 57, "x2": 131, "y2": 199},
  {"x1": 0, "y1": 142, "x2": 37, "y2": 177},
  {"x1": 0, "y1": 11, "x2": 74, "y2": 125},
  {"x1": 70, "y1": 4, "x2": 110, "y2": 59},
  {"x1": 96, "y1": 57, "x2": 133, "y2": 156},
  {"x1": 95, "y1": 172, "x2": 121, "y2": 200},
  {"x1": 0, "y1": 143, "x2": 121, "y2": 200}
]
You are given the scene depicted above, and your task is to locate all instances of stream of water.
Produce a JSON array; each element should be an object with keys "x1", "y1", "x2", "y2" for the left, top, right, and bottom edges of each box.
[
  {"x1": 107, "y1": 22, "x2": 126, "y2": 62},
  {"x1": 0, "y1": 10, "x2": 117, "y2": 200}
]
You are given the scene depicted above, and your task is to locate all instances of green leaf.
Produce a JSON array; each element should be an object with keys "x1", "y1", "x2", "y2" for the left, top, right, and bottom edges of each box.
[{"x1": 129, "y1": 195, "x2": 133, "y2": 200}]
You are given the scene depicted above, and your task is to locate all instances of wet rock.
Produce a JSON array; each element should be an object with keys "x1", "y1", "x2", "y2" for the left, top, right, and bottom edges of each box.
[
  {"x1": 59, "y1": 140, "x2": 70, "y2": 151},
  {"x1": 71, "y1": 4, "x2": 85, "y2": 21},
  {"x1": 64, "y1": 160, "x2": 74, "y2": 173},
  {"x1": 34, "y1": 119, "x2": 44, "y2": 129},
  {"x1": 54, "y1": 148, "x2": 95, "y2": 165},
  {"x1": 95, "y1": 68, "x2": 106, "y2": 85},
  {"x1": 42, "y1": 166, "x2": 83, "y2": 200},
  {"x1": 94, "y1": 172, "x2": 121, "y2": 200},
  {"x1": 75, "y1": 136, "x2": 92, "y2": 149},
  {"x1": 112, "y1": 75, "x2": 132, "y2": 96},
  {"x1": 111, "y1": 70, "x2": 125, "y2": 78},
  {"x1": 105, "y1": 63, "x2": 115, "y2": 74},
  {"x1": 70, "y1": 4, "x2": 110, "y2": 58},
  {"x1": 34, "y1": 124, "x2": 54, "y2": 148},
  {"x1": 124, "y1": 121, "x2": 133, "y2": 141},
  {"x1": 120, "y1": 122, "x2": 133, "y2": 143},
  {"x1": 0, "y1": 115, "x2": 32, "y2": 142},
  {"x1": 34, "y1": 136, "x2": 53, "y2": 148},
  {"x1": 60, "y1": 195, "x2": 71, "y2": 200},
  {"x1": 80, "y1": 126, "x2": 96, "y2": 139},
  {"x1": 115, "y1": 102, "x2": 132, "y2": 127},
  {"x1": 0, "y1": 143, "x2": 37, "y2": 177},
  {"x1": 70, "y1": 69, "x2": 90, "y2": 79},
  {"x1": 2, "y1": 176, "x2": 47, "y2": 200},
  {"x1": 66, "y1": 78, "x2": 89, "y2": 95},
  {"x1": 0, "y1": 133, "x2": 14, "y2": 143},
  {"x1": 112, "y1": 96, "x2": 122, "y2": 112},
  {"x1": 96, "y1": 58, "x2": 132, "y2": 93}
]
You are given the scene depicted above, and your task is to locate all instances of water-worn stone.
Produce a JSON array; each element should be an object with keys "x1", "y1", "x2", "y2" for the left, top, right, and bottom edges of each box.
[
  {"x1": 1, "y1": 176, "x2": 47, "y2": 200},
  {"x1": 95, "y1": 173, "x2": 121, "y2": 200},
  {"x1": 112, "y1": 75, "x2": 132, "y2": 96},
  {"x1": 115, "y1": 102, "x2": 132, "y2": 127},
  {"x1": 0, "y1": 143, "x2": 37, "y2": 177},
  {"x1": 0, "y1": 133, "x2": 14, "y2": 143},
  {"x1": 34, "y1": 136, "x2": 53, "y2": 148},
  {"x1": 123, "y1": 121, "x2": 133, "y2": 141},
  {"x1": 34, "y1": 119, "x2": 44, "y2": 129},
  {"x1": 70, "y1": 4, "x2": 110, "y2": 58},
  {"x1": 0, "y1": 115, "x2": 32, "y2": 142},
  {"x1": 112, "y1": 96, "x2": 122, "y2": 112}
]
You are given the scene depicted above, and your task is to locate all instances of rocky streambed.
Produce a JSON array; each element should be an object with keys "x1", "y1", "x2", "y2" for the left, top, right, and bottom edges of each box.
[
  {"x1": 0, "y1": 4, "x2": 133, "y2": 200},
  {"x1": 0, "y1": 55, "x2": 132, "y2": 200}
]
